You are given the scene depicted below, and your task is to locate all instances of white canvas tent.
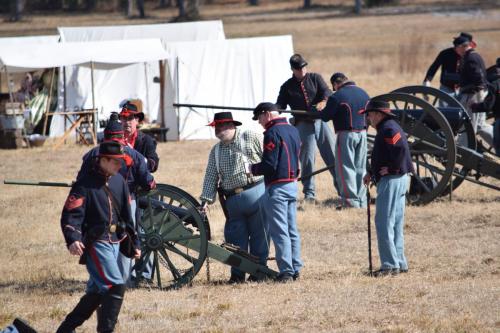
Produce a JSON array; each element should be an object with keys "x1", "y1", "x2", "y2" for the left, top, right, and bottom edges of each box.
[
  {"x1": 0, "y1": 39, "x2": 170, "y2": 139},
  {"x1": 164, "y1": 35, "x2": 294, "y2": 140},
  {"x1": 56, "y1": 21, "x2": 226, "y2": 140}
]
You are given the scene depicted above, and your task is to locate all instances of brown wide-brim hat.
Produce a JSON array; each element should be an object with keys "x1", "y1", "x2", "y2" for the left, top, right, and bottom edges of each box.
[
  {"x1": 360, "y1": 100, "x2": 396, "y2": 117},
  {"x1": 207, "y1": 111, "x2": 242, "y2": 127}
]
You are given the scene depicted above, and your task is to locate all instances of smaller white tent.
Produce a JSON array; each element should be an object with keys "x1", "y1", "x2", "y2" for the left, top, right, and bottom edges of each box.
[
  {"x1": 57, "y1": 21, "x2": 226, "y2": 140},
  {"x1": 58, "y1": 20, "x2": 225, "y2": 45}
]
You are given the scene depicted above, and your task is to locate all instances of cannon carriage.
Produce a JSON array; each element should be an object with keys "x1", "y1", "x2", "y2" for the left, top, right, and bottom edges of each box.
[{"x1": 368, "y1": 86, "x2": 500, "y2": 205}]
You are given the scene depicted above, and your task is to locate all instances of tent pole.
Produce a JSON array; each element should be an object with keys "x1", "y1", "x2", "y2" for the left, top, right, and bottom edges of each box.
[
  {"x1": 4, "y1": 66, "x2": 14, "y2": 104},
  {"x1": 63, "y1": 66, "x2": 67, "y2": 139},
  {"x1": 42, "y1": 68, "x2": 56, "y2": 137},
  {"x1": 159, "y1": 60, "x2": 165, "y2": 128},
  {"x1": 175, "y1": 56, "x2": 180, "y2": 140},
  {"x1": 90, "y1": 61, "x2": 97, "y2": 142}
]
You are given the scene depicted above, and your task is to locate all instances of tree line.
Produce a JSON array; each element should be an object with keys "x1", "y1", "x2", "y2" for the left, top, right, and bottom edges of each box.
[{"x1": 4, "y1": 0, "x2": 398, "y2": 23}]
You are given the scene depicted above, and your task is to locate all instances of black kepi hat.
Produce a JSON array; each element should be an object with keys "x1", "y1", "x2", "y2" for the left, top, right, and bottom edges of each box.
[
  {"x1": 99, "y1": 141, "x2": 126, "y2": 160},
  {"x1": 103, "y1": 119, "x2": 124, "y2": 142},
  {"x1": 290, "y1": 54, "x2": 308, "y2": 70},
  {"x1": 207, "y1": 112, "x2": 242, "y2": 127},
  {"x1": 360, "y1": 99, "x2": 396, "y2": 117},
  {"x1": 252, "y1": 102, "x2": 279, "y2": 120},
  {"x1": 119, "y1": 101, "x2": 145, "y2": 122}
]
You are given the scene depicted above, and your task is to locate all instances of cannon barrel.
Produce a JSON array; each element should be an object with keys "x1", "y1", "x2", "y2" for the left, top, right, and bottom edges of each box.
[{"x1": 4, "y1": 180, "x2": 74, "y2": 187}]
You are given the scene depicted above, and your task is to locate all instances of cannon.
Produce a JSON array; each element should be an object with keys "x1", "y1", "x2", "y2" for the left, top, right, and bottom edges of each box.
[
  {"x1": 4, "y1": 180, "x2": 278, "y2": 290},
  {"x1": 175, "y1": 85, "x2": 500, "y2": 205},
  {"x1": 368, "y1": 86, "x2": 500, "y2": 205}
]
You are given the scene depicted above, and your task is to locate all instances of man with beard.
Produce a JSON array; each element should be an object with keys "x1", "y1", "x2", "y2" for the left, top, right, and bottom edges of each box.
[{"x1": 200, "y1": 112, "x2": 268, "y2": 283}]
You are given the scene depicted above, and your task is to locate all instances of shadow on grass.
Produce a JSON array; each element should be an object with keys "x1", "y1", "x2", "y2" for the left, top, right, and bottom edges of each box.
[{"x1": 0, "y1": 278, "x2": 86, "y2": 295}]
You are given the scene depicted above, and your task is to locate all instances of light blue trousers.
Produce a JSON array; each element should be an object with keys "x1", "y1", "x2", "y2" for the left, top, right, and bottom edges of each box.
[
  {"x1": 375, "y1": 174, "x2": 409, "y2": 271},
  {"x1": 86, "y1": 241, "x2": 123, "y2": 294},
  {"x1": 265, "y1": 181, "x2": 302, "y2": 276},
  {"x1": 225, "y1": 182, "x2": 268, "y2": 279},
  {"x1": 296, "y1": 119, "x2": 338, "y2": 198},
  {"x1": 335, "y1": 131, "x2": 367, "y2": 208}
]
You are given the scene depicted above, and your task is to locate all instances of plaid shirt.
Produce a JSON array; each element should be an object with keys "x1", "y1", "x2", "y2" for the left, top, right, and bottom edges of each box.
[{"x1": 200, "y1": 129, "x2": 264, "y2": 203}]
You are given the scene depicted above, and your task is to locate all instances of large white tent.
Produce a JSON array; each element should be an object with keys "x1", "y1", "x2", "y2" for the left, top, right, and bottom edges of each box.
[
  {"x1": 164, "y1": 35, "x2": 294, "y2": 140},
  {"x1": 0, "y1": 35, "x2": 60, "y2": 48},
  {"x1": 55, "y1": 21, "x2": 226, "y2": 140}
]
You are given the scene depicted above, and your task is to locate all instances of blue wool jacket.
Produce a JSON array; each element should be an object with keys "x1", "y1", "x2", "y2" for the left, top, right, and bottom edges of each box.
[
  {"x1": 370, "y1": 118, "x2": 414, "y2": 182},
  {"x1": 134, "y1": 131, "x2": 160, "y2": 173},
  {"x1": 78, "y1": 144, "x2": 155, "y2": 194},
  {"x1": 321, "y1": 81, "x2": 369, "y2": 132},
  {"x1": 251, "y1": 117, "x2": 301, "y2": 185},
  {"x1": 61, "y1": 167, "x2": 139, "y2": 248}
]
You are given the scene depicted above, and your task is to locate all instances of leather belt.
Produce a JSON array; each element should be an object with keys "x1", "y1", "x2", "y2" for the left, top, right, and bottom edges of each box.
[{"x1": 223, "y1": 179, "x2": 264, "y2": 197}]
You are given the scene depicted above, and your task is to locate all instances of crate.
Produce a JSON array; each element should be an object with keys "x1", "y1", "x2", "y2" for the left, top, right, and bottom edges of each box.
[
  {"x1": 0, "y1": 129, "x2": 24, "y2": 149},
  {"x1": 1, "y1": 102, "x2": 24, "y2": 115}
]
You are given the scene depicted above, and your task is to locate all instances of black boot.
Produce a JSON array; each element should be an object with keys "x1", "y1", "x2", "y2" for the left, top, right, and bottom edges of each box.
[
  {"x1": 56, "y1": 293, "x2": 102, "y2": 333},
  {"x1": 97, "y1": 284, "x2": 126, "y2": 333}
]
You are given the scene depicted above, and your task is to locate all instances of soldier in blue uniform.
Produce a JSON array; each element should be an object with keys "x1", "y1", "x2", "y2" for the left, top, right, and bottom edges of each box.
[
  {"x1": 250, "y1": 102, "x2": 302, "y2": 282},
  {"x1": 57, "y1": 141, "x2": 141, "y2": 333},
  {"x1": 77, "y1": 118, "x2": 156, "y2": 284},
  {"x1": 361, "y1": 100, "x2": 414, "y2": 277},
  {"x1": 119, "y1": 101, "x2": 160, "y2": 173},
  {"x1": 321, "y1": 72, "x2": 370, "y2": 209},
  {"x1": 276, "y1": 54, "x2": 338, "y2": 203}
]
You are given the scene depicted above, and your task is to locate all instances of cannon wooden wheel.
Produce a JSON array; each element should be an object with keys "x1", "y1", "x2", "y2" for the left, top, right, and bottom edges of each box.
[
  {"x1": 372, "y1": 92, "x2": 457, "y2": 205},
  {"x1": 393, "y1": 85, "x2": 476, "y2": 194},
  {"x1": 134, "y1": 184, "x2": 209, "y2": 290}
]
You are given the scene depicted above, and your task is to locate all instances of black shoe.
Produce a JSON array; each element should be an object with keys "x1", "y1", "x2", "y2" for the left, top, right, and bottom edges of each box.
[
  {"x1": 276, "y1": 273, "x2": 294, "y2": 283},
  {"x1": 56, "y1": 293, "x2": 102, "y2": 333},
  {"x1": 292, "y1": 272, "x2": 300, "y2": 281},
  {"x1": 373, "y1": 268, "x2": 400, "y2": 277},
  {"x1": 400, "y1": 268, "x2": 409, "y2": 273},
  {"x1": 12, "y1": 318, "x2": 37, "y2": 333},
  {"x1": 304, "y1": 197, "x2": 316, "y2": 204},
  {"x1": 227, "y1": 274, "x2": 246, "y2": 284},
  {"x1": 335, "y1": 205, "x2": 343, "y2": 211}
]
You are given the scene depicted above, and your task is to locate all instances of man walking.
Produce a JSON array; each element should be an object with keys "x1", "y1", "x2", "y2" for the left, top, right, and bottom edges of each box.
[
  {"x1": 276, "y1": 54, "x2": 337, "y2": 203},
  {"x1": 321, "y1": 72, "x2": 369, "y2": 209},
  {"x1": 250, "y1": 102, "x2": 302, "y2": 282},
  {"x1": 200, "y1": 112, "x2": 268, "y2": 283},
  {"x1": 362, "y1": 99, "x2": 414, "y2": 277},
  {"x1": 57, "y1": 141, "x2": 141, "y2": 332}
]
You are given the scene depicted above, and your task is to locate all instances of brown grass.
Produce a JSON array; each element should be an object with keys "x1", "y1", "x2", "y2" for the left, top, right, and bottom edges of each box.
[{"x1": 1, "y1": 1, "x2": 500, "y2": 332}]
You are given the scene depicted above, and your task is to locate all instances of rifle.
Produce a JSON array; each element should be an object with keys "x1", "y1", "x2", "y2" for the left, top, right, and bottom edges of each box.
[{"x1": 4, "y1": 179, "x2": 74, "y2": 187}]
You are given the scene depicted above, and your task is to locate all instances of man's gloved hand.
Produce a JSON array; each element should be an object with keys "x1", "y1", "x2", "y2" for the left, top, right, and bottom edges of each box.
[{"x1": 423, "y1": 80, "x2": 431, "y2": 87}]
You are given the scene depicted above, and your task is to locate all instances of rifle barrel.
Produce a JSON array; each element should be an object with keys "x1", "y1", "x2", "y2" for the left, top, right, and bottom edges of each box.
[
  {"x1": 173, "y1": 103, "x2": 314, "y2": 116},
  {"x1": 4, "y1": 180, "x2": 73, "y2": 187}
]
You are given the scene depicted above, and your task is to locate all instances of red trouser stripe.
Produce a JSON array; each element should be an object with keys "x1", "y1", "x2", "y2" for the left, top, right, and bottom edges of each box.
[{"x1": 89, "y1": 244, "x2": 113, "y2": 289}]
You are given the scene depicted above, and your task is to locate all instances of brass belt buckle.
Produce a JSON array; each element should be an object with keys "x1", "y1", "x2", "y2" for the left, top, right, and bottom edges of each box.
[
  {"x1": 234, "y1": 188, "x2": 244, "y2": 194},
  {"x1": 109, "y1": 224, "x2": 117, "y2": 233}
]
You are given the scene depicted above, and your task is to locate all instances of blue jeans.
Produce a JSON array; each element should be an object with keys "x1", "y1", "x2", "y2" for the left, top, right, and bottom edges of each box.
[
  {"x1": 225, "y1": 182, "x2": 268, "y2": 279},
  {"x1": 375, "y1": 174, "x2": 409, "y2": 271},
  {"x1": 335, "y1": 131, "x2": 367, "y2": 208},
  {"x1": 86, "y1": 241, "x2": 123, "y2": 294},
  {"x1": 494, "y1": 119, "x2": 500, "y2": 157},
  {"x1": 296, "y1": 119, "x2": 338, "y2": 198},
  {"x1": 439, "y1": 84, "x2": 458, "y2": 107},
  {"x1": 265, "y1": 181, "x2": 302, "y2": 276}
]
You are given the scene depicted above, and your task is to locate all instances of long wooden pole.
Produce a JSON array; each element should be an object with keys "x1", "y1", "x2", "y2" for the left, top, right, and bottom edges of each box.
[
  {"x1": 90, "y1": 61, "x2": 97, "y2": 142},
  {"x1": 159, "y1": 60, "x2": 165, "y2": 128}
]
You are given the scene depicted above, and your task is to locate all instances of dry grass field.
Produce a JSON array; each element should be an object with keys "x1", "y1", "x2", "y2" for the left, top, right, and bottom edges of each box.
[{"x1": 1, "y1": 1, "x2": 500, "y2": 332}]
